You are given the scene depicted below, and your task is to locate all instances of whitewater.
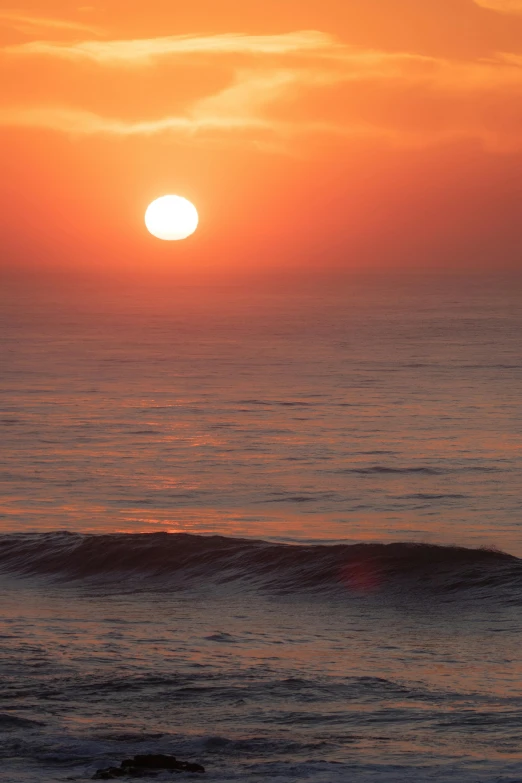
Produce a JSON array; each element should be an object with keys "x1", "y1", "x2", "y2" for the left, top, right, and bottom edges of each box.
[{"x1": 1, "y1": 277, "x2": 521, "y2": 782}]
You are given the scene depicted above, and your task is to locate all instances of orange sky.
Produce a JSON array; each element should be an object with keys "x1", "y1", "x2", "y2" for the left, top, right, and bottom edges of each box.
[{"x1": 1, "y1": 0, "x2": 522, "y2": 277}]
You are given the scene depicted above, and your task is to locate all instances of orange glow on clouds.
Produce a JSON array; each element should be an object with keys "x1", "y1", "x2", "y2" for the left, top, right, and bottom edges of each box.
[{"x1": 1, "y1": 0, "x2": 522, "y2": 276}]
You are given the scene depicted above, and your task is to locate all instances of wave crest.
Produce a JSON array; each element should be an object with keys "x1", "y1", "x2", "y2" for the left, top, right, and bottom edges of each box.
[{"x1": 0, "y1": 533, "x2": 520, "y2": 600}]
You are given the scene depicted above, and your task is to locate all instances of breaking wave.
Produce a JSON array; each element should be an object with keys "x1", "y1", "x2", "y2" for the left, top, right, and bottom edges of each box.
[{"x1": 0, "y1": 533, "x2": 521, "y2": 601}]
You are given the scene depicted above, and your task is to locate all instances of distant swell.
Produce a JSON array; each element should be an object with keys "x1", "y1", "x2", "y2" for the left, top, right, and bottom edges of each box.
[{"x1": 0, "y1": 533, "x2": 521, "y2": 601}]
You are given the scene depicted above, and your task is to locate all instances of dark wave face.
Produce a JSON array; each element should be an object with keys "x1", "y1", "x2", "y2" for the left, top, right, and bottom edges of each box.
[{"x1": 0, "y1": 533, "x2": 521, "y2": 602}]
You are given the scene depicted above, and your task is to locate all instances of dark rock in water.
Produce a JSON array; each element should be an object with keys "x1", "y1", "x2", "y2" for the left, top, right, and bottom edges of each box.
[
  {"x1": 93, "y1": 754, "x2": 205, "y2": 779},
  {"x1": 132, "y1": 755, "x2": 180, "y2": 770}
]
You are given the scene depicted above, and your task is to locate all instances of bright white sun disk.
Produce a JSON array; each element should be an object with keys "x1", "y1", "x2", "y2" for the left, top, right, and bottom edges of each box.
[{"x1": 145, "y1": 195, "x2": 199, "y2": 241}]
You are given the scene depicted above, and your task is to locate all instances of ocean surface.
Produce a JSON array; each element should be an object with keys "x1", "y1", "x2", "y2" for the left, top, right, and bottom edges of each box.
[{"x1": 0, "y1": 275, "x2": 521, "y2": 782}]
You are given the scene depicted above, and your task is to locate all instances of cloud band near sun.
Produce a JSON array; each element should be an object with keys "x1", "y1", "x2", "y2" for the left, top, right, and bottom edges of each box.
[
  {"x1": 2, "y1": 28, "x2": 522, "y2": 153},
  {"x1": 2, "y1": 31, "x2": 337, "y2": 64},
  {"x1": 0, "y1": 10, "x2": 102, "y2": 36},
  {"x1": 473, "y1": 0, "x2": 522, "y2": 13}
]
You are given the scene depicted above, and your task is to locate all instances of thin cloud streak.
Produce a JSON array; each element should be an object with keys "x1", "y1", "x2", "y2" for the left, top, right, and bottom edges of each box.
[
  {"x1": 473, "y1": 0, "x2": 522, "y2": 14},
  {"x1": 2, "y1": 103, "x2": 520, "y2": 154},
  {"x1": 3, "y1": 31, "x2": 336, "y2": 64},
  {"x1": 0, "y1": 69, "x2": 295, "y2": 137},
  {"x1": 0, "y1": 10, "x2": 102, "y2": 36},
  {"x1": 4, "y1": 28, "x2": 522, "y2": 90},
  {"x1": 0, "y1": 106, "x2": 274, "y2": 135}
]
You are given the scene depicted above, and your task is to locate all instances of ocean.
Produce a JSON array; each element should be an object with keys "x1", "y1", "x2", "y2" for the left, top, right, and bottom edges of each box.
[{"x1": 0, "y1": 275, "x2": 521, "y2": 782}]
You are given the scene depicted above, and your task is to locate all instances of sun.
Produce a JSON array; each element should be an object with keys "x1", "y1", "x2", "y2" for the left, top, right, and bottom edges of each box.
[{"x1": 145, "y1": 195, "x2": 199, "y2": 241}]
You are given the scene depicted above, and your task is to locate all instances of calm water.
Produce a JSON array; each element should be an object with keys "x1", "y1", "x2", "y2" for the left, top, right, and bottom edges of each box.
[{"x1": 0, "y1": 276, "x2": 521, "y2": 782}]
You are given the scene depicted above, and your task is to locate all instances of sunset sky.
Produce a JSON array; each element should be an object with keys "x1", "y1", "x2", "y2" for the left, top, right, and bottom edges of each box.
[{"x1": 2, "y1": 0, "x2": 522, "y2": 277}]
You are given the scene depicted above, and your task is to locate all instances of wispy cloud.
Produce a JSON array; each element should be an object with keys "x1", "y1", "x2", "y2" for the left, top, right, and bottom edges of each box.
[
  {"x1": 0, "y1": 106, "x2": 273, "y2": 135},
  {"x1": 0, "y1": 10, "x2": 102, "y2": 36},
  {"x1": 2, "y1": 30, "x2": 522, "y2": 153},
  {"x1": 498, "y1": 51, "x2": 522, "y2": 64},
  {"x1": 3, "y1": 31, "x2": 336, "y2": 64},
  {"x1": 0, "y1": 68, "x2": 296, "y2": 136},
  {"x1": 473, "y1": 0, "x2": 522, "y2": 14}
]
